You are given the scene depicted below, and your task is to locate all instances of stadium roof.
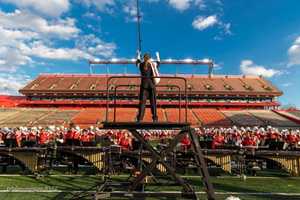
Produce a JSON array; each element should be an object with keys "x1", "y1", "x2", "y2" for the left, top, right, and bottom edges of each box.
[{"x1": 19, "y1": 74, "x2": 282, "y2": 97}]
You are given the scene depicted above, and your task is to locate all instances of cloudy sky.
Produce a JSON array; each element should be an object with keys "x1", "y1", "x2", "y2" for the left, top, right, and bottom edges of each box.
[{"x1": 0, "y1": 0, "x2": 299, "y2": 107}]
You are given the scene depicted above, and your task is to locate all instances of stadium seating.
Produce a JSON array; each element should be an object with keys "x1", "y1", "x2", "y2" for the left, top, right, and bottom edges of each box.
[
  {"x1": 222, "y1": 110, "x2": 265, "y2": 127},
  {"x1": 107, "y1": 108, "x2": 138, "y2": 122},
  {"x1": 192, "y1": 109, "x2": 232, "y2": 126},
  {"x1": 23, "y1": 76, "x2": 46, "y2": 90},
  {"x1": 20, "y1": 75, "x2": 282, "y2": 99},
  {"x1": 95, "y1": 77, "x2": 111, "y2": 90},
  {"x1": 223, "y1": 77, "x2": 245, "y2": 91},
  {"x1": 33, "y1": 110, "x2": 79, "y2": 127},
  {"x1": 76, "y1": 77, "x2": 99, "y2": 90},
  {"x1": 241, "y1": 77, "x2": 274, "y2": 93},
  {"x1": 0, "y1": 107, "x2": 298, "y2": 128},
  {"x1": 0, "y1": 96, "x2": 24, "y2": 107},
  {"x1": 37, "y1": 77, "x2": 61, "y2": 90},
  {"x1": 287, "y1": 110, "x2": 300, "y2": 119},
  {"x1": 0, "y1": 109, "x2": 21, "y2": 125},
  {"x1": 1, "y1": 109, "x2": 50, "y2": 127},
  {"x1": 54, "y1": 77, "x2": 79, "y2": 90},
  {"x1": 72, "y1": 109, "x2": 104, "y2": 126},
  {"x1": 164, "y1": 108, "x2": 199, "y2": 124},
  {"x1": 249, "y1": 110, "x2": 299, "y2": 127},
  {"x1": 143, "y1": 108, "x2": 166, "y2": 122}
]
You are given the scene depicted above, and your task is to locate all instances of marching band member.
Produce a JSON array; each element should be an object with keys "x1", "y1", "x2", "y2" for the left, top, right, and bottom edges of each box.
[{"x1": 136, "y1": 52, "x2": 160, "y2": 122}]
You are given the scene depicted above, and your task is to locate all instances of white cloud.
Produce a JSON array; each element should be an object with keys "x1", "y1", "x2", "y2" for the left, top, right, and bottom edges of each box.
[
  {"x1": 168, "y1": 0, "x2": 193, "y2": 11},
  {"x1": 123, "y1": 0, "x2": 139, "y2": 22},
  {"x1": 282, "y1": 82, "x2": 292, "y2": 87},
  {"x1": 167, "y1": 0, "x2": 205, "y2": 11},
  {"x1": 192, "y1": 15, "x2": 218, "y2": 30},
  {"x1": 80, "y1": 0, "x2": 115, "y2": 12},
  {"x1": 18, "y1": 39, "x2": 116, "y2": 61},
  {"x1": 19, "y1": 41, "x2": 90, "y2": 60},
  {"x1": 0, "y1": 8, "x2": 116, "y2": 72},
  {"x1": 194, "y1": 0, "x2": 206, "y2": 9},
  {"x1": 0, "y1": 73, "x2": 31, "y2": 95},
  {"x1": 0, "y1": 26, "x2": 35, "y2": 72},
  {"x1": 76, "y1": 34, "x2": 117, "y2": 58},
  {"x1": 222, "y1": 22, "x2": 231, "y2": 35},
  {"x1": 0, "y1": 26, "x2": 38, "y2": 45},
  {"x1": 0, "y1": 46, "x2": 32, "y2": 72},
  {"x1": 240, "y1": 60, "x2": 281, "y2": 78},
  {"x1": 288, "y1": 36, "x2": 300, "y2": 66},
  {"x1": 0, "y1": 10, "x2": 79, "y2": 39},
  {"x1": 2, "y1": 0, "x2": 70, "y2": 17}
]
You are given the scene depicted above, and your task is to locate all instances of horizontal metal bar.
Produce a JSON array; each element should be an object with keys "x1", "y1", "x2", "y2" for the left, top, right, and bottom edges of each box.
[{"x1": 89, "y1": 59, "x2": 213, "y2": 66}]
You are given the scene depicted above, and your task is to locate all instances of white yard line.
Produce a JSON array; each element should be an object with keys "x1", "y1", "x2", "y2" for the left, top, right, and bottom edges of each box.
[
  {"x1": 0, "y1": 174, "x2": 299, "y2": 179},
  {"x1": 0, "y1": 190, "x2": 299, "y2": 196}
]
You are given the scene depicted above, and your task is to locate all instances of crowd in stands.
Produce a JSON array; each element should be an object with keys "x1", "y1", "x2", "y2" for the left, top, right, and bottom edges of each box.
[
  {"x1": 200, "y1": 126, "x2": 300, "y2": 150},
  {"x1": 0, "y1": 125, "x2": 299, "y2": 151}
]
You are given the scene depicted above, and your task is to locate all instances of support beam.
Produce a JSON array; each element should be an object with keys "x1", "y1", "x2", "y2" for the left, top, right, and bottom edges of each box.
[{"x1": 89, "y1": 59, "x2": 213, "y2": 66}]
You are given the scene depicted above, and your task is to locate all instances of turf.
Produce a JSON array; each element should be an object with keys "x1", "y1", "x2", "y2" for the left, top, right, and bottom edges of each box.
[{"x1": 0, "y1": 175, "x2": 300, "y2": 199}]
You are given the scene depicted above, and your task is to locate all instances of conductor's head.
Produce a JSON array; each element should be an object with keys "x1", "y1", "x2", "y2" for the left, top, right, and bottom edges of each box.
[{"x1": 143, "y1": 53, "x2": 151, "y2": 62}]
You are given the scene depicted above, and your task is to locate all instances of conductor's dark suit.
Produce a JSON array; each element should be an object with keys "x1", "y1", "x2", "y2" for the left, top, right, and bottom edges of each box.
[{"x1": 136, "y1": 60, "x2": 159, "y2": 122}]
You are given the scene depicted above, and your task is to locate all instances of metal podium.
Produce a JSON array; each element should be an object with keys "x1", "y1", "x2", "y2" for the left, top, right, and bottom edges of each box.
[{"x1": 92, "y1": 76, "x2": 216, "y2": 200}]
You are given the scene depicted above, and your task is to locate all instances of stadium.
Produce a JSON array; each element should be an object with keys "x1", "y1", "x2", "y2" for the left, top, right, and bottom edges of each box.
[
  {"x1": 0, "y1": 70, "x2": 300, "y2": 200},
  {"x1": 0, "y1": 1, "x2": 300, "y2": 200}
]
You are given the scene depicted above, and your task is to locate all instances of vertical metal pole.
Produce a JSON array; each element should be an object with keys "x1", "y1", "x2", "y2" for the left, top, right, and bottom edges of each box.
[
  {"x1": 179, "y1": 88, "x2": 181, "y2": 123},
  {"x1": 208, "y1": 62, "x2": 213, "y2": 78},
  {"x1": 106, "y1": 77, "x2": 111, "y2": 122},
  {"x1": 136, "y1": 0, "x2": 142, "y2": 53},
  {"x1": 114, "y1": 87, "x2": 117, "y2": 123},
  {"x1": 89, "y1": 63, "x2": 93, "y2": 74},
  {"x1": 184, "y1": 79, "x2": 188, "y2": 123}
]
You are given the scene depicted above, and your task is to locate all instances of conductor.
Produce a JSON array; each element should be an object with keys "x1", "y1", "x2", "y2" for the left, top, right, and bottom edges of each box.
[{"x1": 136, "y1": 52, "x2": 160, "y2": 122}]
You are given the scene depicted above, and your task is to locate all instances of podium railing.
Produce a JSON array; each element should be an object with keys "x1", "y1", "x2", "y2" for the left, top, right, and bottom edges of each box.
[{"x1": 105, "y1": 76, "x2": 188, "y2": 123}]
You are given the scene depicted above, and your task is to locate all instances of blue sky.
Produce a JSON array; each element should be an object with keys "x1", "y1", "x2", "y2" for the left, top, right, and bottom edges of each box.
[{"x1": 0, "y1": 0, "x2": 299, "y2": 107}]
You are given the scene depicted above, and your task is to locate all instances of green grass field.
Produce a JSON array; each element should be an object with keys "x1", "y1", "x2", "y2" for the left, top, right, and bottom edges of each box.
[{"x1": 0, "y1": 175, "x2": 300, "y2": 200}]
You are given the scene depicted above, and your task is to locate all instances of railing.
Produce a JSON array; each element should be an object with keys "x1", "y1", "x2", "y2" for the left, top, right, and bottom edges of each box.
[
  {"x1": 106, "y1": 76, "x2": 188, "y2": 123},
  {"x1": 113, "y1": 84, "x2": 181, "y2": 122}
]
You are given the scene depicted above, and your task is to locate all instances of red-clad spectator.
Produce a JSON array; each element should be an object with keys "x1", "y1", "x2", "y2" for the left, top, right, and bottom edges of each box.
[
  {"x1": 286, "y1": 133, "x2": 297, "y2": 144},
  {"x1": 73, "y1": 127, "x2": 81, "y2": 146},
  {"x1": 65, "y1": 128, "x2": 75, "y2": 145},
  {"x1": 143, "y1": 131, "x2": 151, "y2": 141},
  {"x1": 21, "y1": 129, "x2": 27, "y2": 145},
  {"x1": 270, "y1": 130, "x2": 280, "y2": 141},
  {"x1": 0, "y1": 131, "x2": 4, "y2": 145},
  {"x1": 27, "y1": 131, "x2": 37, "y2": 147},
  {"x1": 180, "y1": 135, "x2": 191, "y2": 151},
  {"x1": 242, "y1": 136, "x2": 256, "y2": 146},
  {"x1": 80, "y1": 130, "x2": 91, "y2": 146},
  {"x1": 39, "y1": 130, "x2": 49, "y2": 145},
  {"x1": 212, "y1": 131, "x2": 225, "y2": 149},
  {"x1": 285, "y1": 130, "x2": 299, "y2": 149},
  {"x1": 28, "y1": 131, "x2": 37, "y2": 142},
  {"x1": 115, "y1": 131, "x2": 123, "y2": 143},
  {"x1": 15, "y1": 129, "x2": 22, "y2": 147},
  {"x1": 88, "y1": 130, "x2": 95, "y2": 141},
  {"x1": 118, "y1": 132, "x2": 132, "y2": 150}
]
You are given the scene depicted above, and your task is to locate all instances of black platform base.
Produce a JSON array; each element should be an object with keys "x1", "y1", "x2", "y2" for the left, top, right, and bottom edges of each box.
[
  {"x1": 102, "y1": 122, "x2": 190, "y2": 130},
  {"x1": 94, "y1": 121, "x2": 216, "y2": 200}
]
